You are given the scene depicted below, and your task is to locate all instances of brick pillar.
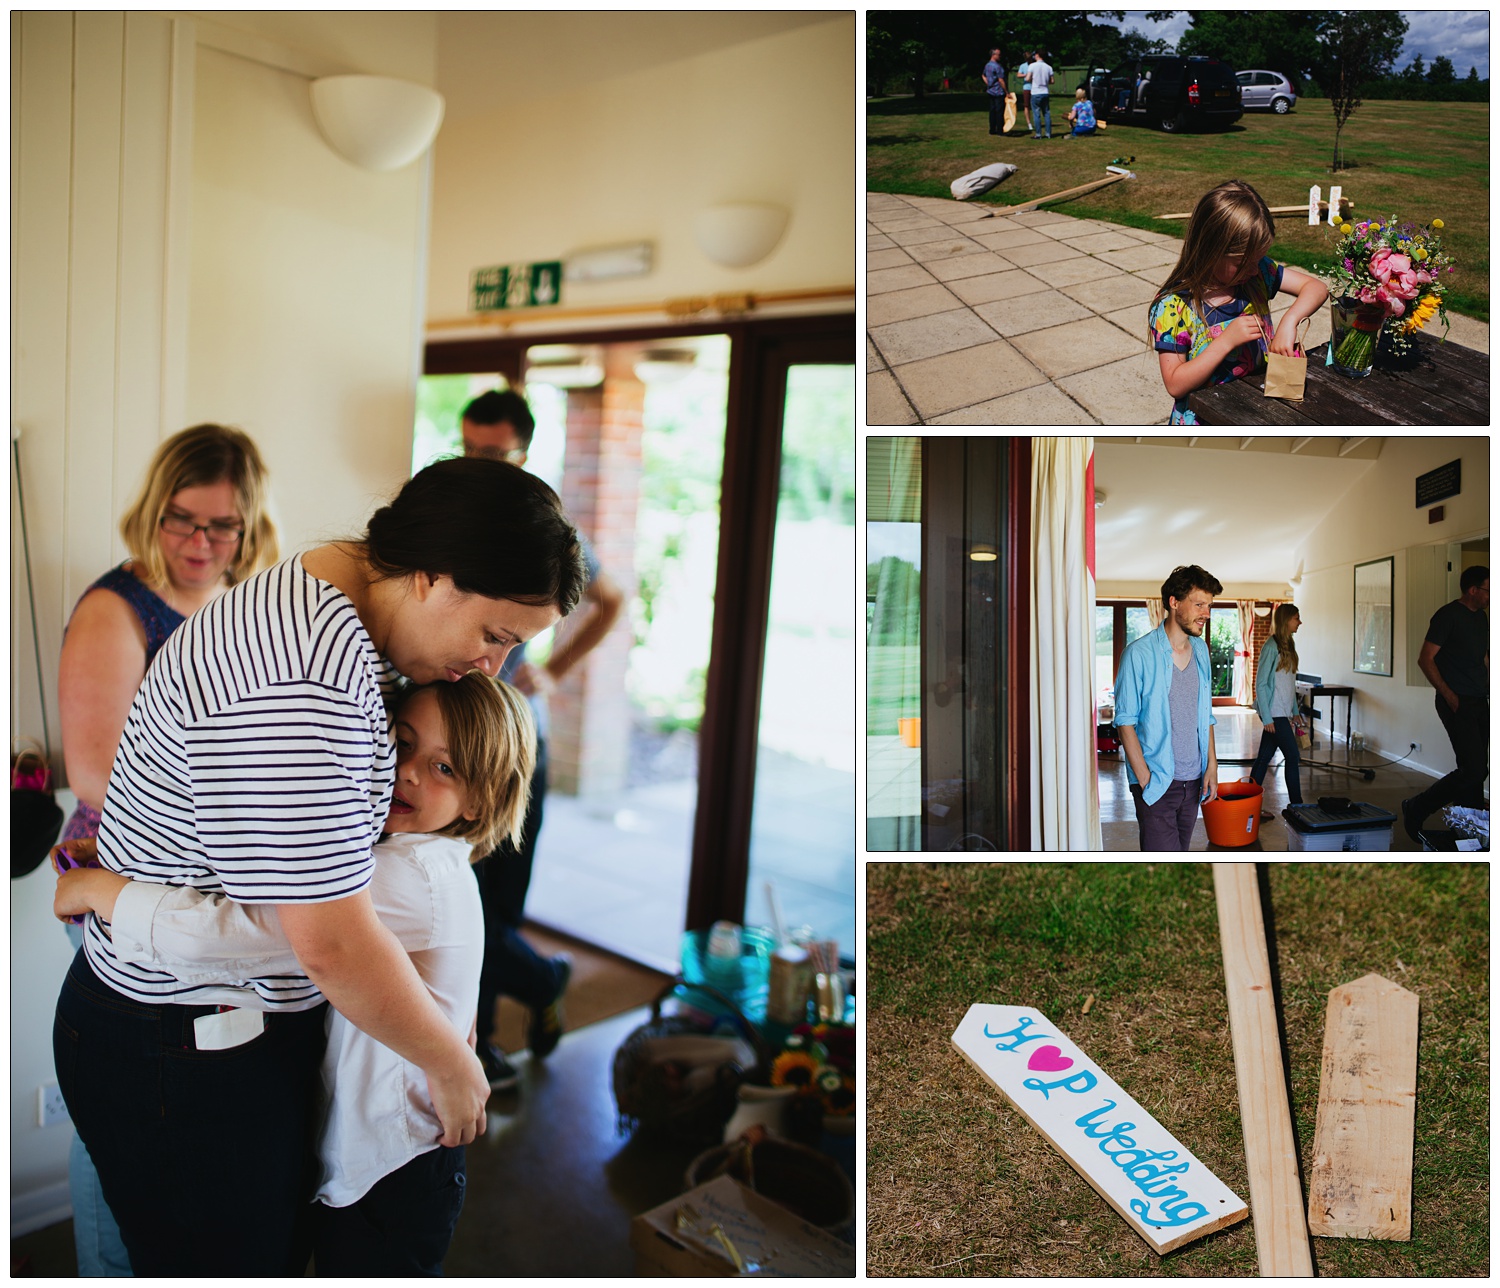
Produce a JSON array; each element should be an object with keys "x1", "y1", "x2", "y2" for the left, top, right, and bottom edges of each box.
[{"x1": 549, "y1": 361, "x2": 643, "y2": 796}]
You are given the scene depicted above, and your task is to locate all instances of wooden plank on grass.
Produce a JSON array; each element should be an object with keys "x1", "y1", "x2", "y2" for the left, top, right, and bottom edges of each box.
[
  {"x1": 1306, "y1": 973, "x2": 1419, "y2": 1240},
  {"x1": 1212, "y1": 863, "x2": 1315, "y2": 1276},
  {"x1": 952, "y1": 1003, "x2": 1248, "y2": 1255}
]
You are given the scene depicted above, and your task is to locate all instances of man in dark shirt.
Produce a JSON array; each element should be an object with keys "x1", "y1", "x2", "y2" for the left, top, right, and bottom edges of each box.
[
  {"x1": 983, "y1": 49, "x2": 1007, "y2": 135},
  {"x1": 1403, "y1": 565, "x2": 1489, "y2": 841}
]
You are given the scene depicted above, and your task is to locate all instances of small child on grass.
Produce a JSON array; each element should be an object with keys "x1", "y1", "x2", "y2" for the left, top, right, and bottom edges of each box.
[
  {"x1": 1066, "y1": 88, "x2": 1097, "y2": 137},
  {"x1": 54, "y1": 671, "x2": 535, "y2": 1276},
  {"x1": 1148, "y1": 179, "x2": 1329, "y2": 424}
]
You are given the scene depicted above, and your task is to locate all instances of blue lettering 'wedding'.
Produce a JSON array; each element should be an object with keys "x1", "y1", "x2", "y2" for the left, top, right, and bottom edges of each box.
[
  {"x1": 983, "y1": 1015, "x2": 1053, "y2": 1051},
  {"x1": 1076, "y1": 1102, "x2": 1207, "y2": 1226},
  {"x1": 1023, "y1": 1068, "x2": 1099, "y2": 1099}
]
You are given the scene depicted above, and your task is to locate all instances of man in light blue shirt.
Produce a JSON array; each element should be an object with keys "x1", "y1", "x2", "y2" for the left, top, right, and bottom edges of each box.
[{"x1": 1115, "y1": 565, "x2": 1222, "y2": 850}]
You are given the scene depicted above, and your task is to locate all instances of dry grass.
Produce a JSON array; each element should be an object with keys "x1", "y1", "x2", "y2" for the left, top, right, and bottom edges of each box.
[
  {"x1": 865, "y1": 862, "x2": 1489, "y2": 1277},
  {"x1": 867, "y1": 97, "x2": 1489, "y2": 320}
]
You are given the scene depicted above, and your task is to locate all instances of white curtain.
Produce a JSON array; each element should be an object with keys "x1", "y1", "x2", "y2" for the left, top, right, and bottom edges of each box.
[
  {"x1": 1235, "y1": 600, "x2": 1256, "y2": 707},
  {"x1": 1030, "y1": 438, "x2": 1102, "y2": 851},
  {"x1": 1146, "y1": 598, "x2": 1166, "y2": 631}
]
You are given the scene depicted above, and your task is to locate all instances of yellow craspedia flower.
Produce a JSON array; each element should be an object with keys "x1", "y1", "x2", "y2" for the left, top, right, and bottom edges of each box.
[
  {"x1": 1432, "y1": 219, "x2": 1444, "y2": 229},
  {"x1": 1340, "y1": 223, "x2": 1353, "y2": 235},
  {"x1": 1415, "y1": 247, "x2": 1428, "y2": 261}
]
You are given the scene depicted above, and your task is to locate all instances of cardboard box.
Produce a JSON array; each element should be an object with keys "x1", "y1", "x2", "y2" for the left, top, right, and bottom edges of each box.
[{"x1": 630, "y1": 1174, "x2": 856, "y2": 1277}]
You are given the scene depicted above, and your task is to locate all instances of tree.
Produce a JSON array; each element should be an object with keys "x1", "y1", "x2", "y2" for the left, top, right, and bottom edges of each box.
[
  {"x1": 1428, "y1": 54, "x2": 1457, "y2": 87},
  {"x1": 1311, "y1": 12, "x2": 1409, "y2": 171},
  {"x1": 1179, "y1": 11, "x2": 1321, "y2": 82},
  {"x1": 1402, "y1": 52, "x2": 1426, "y2": 82},
  {"x1": 1465, "y1": 65, "x2": 1480, "y2": 85},
  {"x1": 865, "y1": 11, "x2": 999, "y2": 98}
]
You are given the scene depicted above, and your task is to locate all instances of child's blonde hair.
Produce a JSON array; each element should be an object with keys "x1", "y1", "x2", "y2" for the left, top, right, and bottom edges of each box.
[
  {"x1": 1075, "y1": 87, "x2": 1087, "y2": 100},
  {"x1": 406, "y1": 671, "x2": 536, "y2": 858},
  {"x1": 1149, "y1": 179, "x2": 1276, "y2": 336}
]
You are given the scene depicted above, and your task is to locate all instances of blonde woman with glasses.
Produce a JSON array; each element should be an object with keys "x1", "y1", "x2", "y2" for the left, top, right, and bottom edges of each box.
[{"x1": 54, "y1": 422, "x2": 277, "y2": 1276}]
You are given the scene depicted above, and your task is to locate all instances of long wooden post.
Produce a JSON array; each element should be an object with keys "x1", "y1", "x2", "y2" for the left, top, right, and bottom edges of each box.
[{"x1": 1212, "y1": 863, "x2": 1314, "y2": 1276}]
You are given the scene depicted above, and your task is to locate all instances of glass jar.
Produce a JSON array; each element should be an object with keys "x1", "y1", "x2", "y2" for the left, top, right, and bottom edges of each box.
[{"x1": 1329, "y1": 296, "x2": 1388, "y2": 377}]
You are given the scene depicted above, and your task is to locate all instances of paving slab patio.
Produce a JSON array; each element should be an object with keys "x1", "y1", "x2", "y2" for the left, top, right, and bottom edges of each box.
[{"x1": 867, "y1": 191, "x2": 1490, "y2": 426}]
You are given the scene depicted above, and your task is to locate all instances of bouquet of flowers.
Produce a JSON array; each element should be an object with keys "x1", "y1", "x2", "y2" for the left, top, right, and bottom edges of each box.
[{"x1": 1321, "y1": 216, "x2": 1455, "y2": 370}]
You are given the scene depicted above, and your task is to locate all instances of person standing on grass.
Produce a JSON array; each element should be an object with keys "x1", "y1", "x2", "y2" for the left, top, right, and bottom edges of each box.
[
  {"x1": 1248, "y1": 604, "x2": 1305, "y2": 812},
  {"x1": 1403, "y1": 565, "x2": 1489, "y2": 843},
  {"x1": 983, "y1": 48, "x2": 1007, "y2": 135},
  {"x1": 1026, "y1": 49, "x2": 1054, "y2": 139},
  {"x1": 1114, "y1": 565, "x2": 1222, "y2": 851}
]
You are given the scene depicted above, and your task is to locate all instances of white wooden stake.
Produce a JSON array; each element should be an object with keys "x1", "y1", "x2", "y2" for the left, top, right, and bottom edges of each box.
[
  {"x1": 1307, "y1": 185, "x2": 1322, "y2": 226},
  {"x1": 1327, "y1": 186, "x2": 1343, "y2": 225}
]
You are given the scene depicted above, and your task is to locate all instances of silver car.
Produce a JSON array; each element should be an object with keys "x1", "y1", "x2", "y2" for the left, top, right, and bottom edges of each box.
[{"x1": 1236, "y1": 69, "x2": 1297, "y2": 113}]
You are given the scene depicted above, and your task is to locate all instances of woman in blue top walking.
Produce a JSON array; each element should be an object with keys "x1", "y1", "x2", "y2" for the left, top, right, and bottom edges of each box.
[{"x1": 1248, "y1": 604, "x2": 1306, "y2": 809}]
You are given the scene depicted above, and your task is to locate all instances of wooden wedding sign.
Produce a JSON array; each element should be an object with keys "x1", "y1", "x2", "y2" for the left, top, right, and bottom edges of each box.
[{"x1": 952, "y1": 1004, "x2": 1249, "y2": 1254}]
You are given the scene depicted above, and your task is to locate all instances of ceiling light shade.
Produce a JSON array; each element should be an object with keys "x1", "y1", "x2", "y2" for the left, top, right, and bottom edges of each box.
[
  {"x1": 524, "y1": 345, "x2": 604, "y2": 389},
  {"x1": 970, "y1": 543, "x2": 998, "y2": 562},
  {"x1": 694, "y1": 203, "x2": 789, "y2": 268},
  {"x1": 310, "y1": 75, "x2": 445, "y2": 172}
]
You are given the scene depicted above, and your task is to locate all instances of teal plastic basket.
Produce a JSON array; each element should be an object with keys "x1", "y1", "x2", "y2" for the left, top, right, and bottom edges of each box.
[{"x1": 679, "y1": 926, "x2": 773, "y2": 1024}]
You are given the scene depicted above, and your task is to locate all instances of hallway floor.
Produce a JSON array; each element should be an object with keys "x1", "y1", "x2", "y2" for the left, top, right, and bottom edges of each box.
[{"x1": 1100, "y1": 707, "x2": 1466, "y2": 852}]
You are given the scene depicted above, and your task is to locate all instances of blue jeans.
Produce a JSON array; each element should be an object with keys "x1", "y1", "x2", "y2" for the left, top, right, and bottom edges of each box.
[
  {"x1": 1249, "y1": 716, "x2": 1303, "y2": 804},
  {"x1": 54, "y1": 950, "x2": 328, "y2": 1275},
  {"x1": 69, "y1": 1134, "x2": 132, "y2": 1276},
  {"x1": 1033, "y1": 95, "x2": 1051, "y2": 137}
]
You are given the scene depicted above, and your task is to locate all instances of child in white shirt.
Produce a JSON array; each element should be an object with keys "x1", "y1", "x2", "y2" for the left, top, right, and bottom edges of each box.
[{"x1": 54, "y1": 671, "x2": 535, "y2": 1276}]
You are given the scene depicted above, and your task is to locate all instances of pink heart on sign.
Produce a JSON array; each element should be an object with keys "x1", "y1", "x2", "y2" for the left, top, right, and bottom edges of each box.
[{"x1": 1027, "y1": 1045, "x2": 1073, "y2": 1072}]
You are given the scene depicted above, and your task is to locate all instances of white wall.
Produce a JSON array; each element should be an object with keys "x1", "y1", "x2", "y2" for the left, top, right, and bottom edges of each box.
[
  {"x1": 11, "y1": 9, "x2": 440, "y2": 1227},
  {"x1": 425, "y1": 14, "x2": 855, "y2": 323},
  {"x1": 1292, "y1": 436, "x2": 1489, "y2": 779}
]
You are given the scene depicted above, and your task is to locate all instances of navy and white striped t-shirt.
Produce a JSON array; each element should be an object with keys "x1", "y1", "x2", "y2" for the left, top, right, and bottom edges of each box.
[{"x1": 86, "y1": 556, "x2": 399, "y2": 1008}]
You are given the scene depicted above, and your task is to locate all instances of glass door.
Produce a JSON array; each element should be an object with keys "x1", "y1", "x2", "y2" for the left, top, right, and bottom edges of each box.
[{"x1": 743, "y1": 364, "x2": 856, "y2": 959}]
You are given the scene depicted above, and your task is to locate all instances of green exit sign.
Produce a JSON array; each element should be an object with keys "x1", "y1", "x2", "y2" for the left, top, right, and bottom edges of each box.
[{"x1": 471, "y1": 261, "x2": 563, "y2": 312}]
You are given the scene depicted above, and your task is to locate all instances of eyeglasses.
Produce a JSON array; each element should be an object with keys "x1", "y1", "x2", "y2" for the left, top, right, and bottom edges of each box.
[{"x1": 160, "y1": 514, "x2": 245, "y2": 545}]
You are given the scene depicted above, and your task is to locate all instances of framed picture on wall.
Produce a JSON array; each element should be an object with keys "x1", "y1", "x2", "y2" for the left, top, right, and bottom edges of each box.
[{"x1": 1353, "y1": 556, "x2": 1394, "y2": 676}]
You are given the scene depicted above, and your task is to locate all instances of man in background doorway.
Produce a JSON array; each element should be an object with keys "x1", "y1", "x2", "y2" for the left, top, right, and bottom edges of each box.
[
  {"x1": 1403, "y1": 564, "x2": 1489, "y2": 842},
  {"x1": 983, "y1": 48, "x2": 1007, "y2": 135},
  {"x1": 1114, "y1": 565, "x2": 1222, "y2": 850},
  {"x1": 460, "y1": 390, "x2": 626, "y2": 1090}
]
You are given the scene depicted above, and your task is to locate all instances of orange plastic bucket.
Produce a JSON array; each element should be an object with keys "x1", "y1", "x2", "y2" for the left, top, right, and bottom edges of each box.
[{"x1": 1201, "y1": 779, "x2": 1263, "y2": 847}]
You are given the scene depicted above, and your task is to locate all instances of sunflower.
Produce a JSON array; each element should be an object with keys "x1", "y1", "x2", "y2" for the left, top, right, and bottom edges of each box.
[
  {"x1": 770, "y1": 1049, "x2": 820, "y2": 1090},
  {"x1": 1402, "y1": 294, "x2": 1442, "y2": 335}
]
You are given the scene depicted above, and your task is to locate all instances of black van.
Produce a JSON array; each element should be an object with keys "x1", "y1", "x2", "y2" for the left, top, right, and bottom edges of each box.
[{"x1": 1090, "y1": 55, "x2": 1243, "y2": 133}]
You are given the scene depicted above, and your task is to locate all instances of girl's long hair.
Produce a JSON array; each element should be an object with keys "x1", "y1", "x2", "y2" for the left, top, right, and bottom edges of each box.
[
  {"x1": 1271, "y1": 603, "x2": 1299, "y2": 675},
  {"x1": 1148, "y1": 179, "x2": 1276, "y2": 340}
]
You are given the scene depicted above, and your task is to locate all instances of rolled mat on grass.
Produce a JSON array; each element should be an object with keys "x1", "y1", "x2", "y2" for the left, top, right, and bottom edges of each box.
[{"x1": 490, "y1": 923, "x2": 671, "y2": 1055}]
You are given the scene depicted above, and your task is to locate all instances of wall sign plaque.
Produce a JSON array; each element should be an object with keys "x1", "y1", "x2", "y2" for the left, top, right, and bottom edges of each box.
[
  {"x1": 952, "y1": 1003, "x2": 1249, "y2": 1254},
  {"x1": 1414, "y1": 459, "x2": 1461, "y2": 508}
]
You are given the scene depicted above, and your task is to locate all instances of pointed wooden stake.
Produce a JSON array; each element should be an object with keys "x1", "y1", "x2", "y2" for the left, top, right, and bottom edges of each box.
[{"x1": 1306, "y1": 973, "x2": 1420, "y2": 1240}]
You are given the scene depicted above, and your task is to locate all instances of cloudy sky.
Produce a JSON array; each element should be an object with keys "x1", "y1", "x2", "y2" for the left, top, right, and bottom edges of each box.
[{"x1": 1094, "y1": 11, "x2": 1489, "y2": 79}]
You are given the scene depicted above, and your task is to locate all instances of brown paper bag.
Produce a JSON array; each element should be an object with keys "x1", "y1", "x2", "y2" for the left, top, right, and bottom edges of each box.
[
  {"x1": 1263, "y1": 317, "x2": 1311, "y2": 401},
  {"x1": 1003, "y1": 92, "x2": 1017, "y2": 133}
]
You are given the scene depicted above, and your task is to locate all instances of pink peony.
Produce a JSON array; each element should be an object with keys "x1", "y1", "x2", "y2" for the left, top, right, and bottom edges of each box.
[
  {"x1": 1415, "y1": 269, "x2": 1433, "y2": 285},
  {"x1": 1358, "y1": 286, "x2": 1380, "y2": 305},
  {"x1": 1375, "y1": 286, "x2": 1406, "y2": 317},
  {"x1": 1369, "y1": 249, "x2": 1412, "y2": 283}
]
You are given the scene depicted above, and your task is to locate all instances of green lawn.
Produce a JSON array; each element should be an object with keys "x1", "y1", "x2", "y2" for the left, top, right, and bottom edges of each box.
[
  {"x1": 867, "y1": 862, "x2": 1489, "y2": 1276},
  {"x1": 868, "y1": 97, "x2": 1489, "y2": 321}
]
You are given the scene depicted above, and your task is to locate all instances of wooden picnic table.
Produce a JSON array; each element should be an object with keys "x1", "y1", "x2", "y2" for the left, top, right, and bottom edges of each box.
[{"x1": 1188, "y1": 338, "x2": 1489, "y2": 425}]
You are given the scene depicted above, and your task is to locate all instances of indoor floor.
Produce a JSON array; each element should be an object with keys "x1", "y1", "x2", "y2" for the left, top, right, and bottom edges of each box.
[
  {"x1": 12, "y1": 1008, "x2": 714, "y2": 1277},
  {"x1": 1100, "y1": 707, "x2": 1462, "y2": 852}
]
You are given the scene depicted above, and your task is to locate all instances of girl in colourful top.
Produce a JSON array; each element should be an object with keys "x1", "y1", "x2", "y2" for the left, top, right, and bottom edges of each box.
[
  {"x1": 1147, "y1": 180, "x2": 1328, "y2": 424},
  {"x1": 1067, "y1": 88, "x2": 1096, "y2": 136}
]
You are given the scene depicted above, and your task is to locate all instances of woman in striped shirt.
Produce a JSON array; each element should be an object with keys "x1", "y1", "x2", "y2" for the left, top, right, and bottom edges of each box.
[{"x1": 53, "y1": 456, "x2": 587, "y2": 1275}]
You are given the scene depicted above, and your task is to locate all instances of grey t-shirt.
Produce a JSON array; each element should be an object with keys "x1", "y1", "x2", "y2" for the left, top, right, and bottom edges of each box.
[{"x1": 1169, "y1": 658, "x2": 1200, "y2": 781}]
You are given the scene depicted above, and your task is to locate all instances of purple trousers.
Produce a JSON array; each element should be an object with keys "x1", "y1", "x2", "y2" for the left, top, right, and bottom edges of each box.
[{"x1": 1130, "y1": 777, "x2": 1204, "y2": 851}]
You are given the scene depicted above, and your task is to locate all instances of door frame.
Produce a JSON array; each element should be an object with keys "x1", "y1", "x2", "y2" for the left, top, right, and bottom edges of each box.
[{"x1": 424, "y1": 312, "x2": 855, "y2": 932}]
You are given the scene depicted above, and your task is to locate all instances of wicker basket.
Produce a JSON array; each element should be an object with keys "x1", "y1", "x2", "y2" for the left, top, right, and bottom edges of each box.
[
  {"x1": 612, "y1": 976, "x2": 769, "y2": 1146},
  {"x1": 685, "y1": 1136, "x2": 855, "y2": 1237}
]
